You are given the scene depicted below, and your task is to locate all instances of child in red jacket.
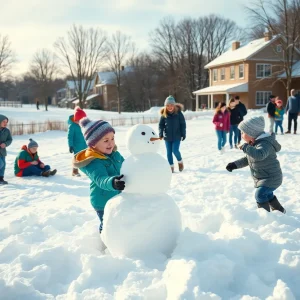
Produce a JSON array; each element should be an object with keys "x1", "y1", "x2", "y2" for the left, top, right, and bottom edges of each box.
[{"x1": 213, "y1": 102, "x2": 230, "y2": 154}]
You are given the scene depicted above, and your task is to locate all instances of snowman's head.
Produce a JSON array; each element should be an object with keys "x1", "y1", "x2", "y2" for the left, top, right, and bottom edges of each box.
[{"x1": 126, "y1": 124, "x2": 160, "y2": 155}]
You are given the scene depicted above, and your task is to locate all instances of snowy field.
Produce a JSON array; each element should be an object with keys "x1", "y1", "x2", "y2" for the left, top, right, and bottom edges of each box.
[
  {"x1": 1, "y1": 109, "x2": 300, "y2": 299},
  {"x1": 2, "y1": 105, "x2": 206, "y2": 123}
]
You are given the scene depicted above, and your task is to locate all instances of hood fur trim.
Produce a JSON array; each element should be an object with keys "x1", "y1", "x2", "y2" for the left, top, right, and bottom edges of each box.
[{"x1": 160, "y1": 103, "x2": 184, "y2": 117}]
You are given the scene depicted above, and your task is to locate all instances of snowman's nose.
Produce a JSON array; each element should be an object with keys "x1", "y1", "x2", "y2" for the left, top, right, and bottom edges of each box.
[{"x1": 150, "y1": 137, "x2": 161, "y2": 141}]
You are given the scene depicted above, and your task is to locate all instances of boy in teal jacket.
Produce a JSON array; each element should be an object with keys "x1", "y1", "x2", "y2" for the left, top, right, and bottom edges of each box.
[
  {"x1": 67, "y1": 107, "x2": 87, "y2": 176},
  {"x1": 0, "y1": 114, "x2": 13, "y2": 184},
  {"x1": 274, "y1": 99, "x2": 285, "y2": 135},
  {"x1": 73, "y1": 118, "x2": 125, "y2": 233}
]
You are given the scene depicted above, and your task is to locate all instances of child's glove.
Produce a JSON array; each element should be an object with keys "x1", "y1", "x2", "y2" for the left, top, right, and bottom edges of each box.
[
  {"x1": 69, "y1": 147, "x2": 74, "y2": 153},
  {"x1": 113, "y1": 175, "x2": 125, "y2": 191},
  {"x1": 226, "y1": 162, "x2": 237, "y2": 172}
]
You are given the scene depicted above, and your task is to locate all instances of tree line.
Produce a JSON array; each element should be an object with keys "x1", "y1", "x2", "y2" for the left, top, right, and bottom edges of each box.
[{"x1": 1, "y1": 0, "x2": 300, "y2": 111}]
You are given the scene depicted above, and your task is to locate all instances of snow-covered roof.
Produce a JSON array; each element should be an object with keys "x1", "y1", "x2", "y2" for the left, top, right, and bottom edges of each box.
[
  {"x1": 205, "y1": 36, "x2": 280, "y2": 69},
  {"x1": 86, "y1": 94, "x2": 100, "y2": 101},
  {"x1": 193, "y1": 82, "x2": 248, "y2": 95},
  {"x1": 96, "y1": 67, "x2": 134, "y2": 85},
  {"x1": 278, "y1": 60, "x2": 300, "y2": 78},
  {"x1": 66, "y1": 80, "x2": 94, "y2": 91}
]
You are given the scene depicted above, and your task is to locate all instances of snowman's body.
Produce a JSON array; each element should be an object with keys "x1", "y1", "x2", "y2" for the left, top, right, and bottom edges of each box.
[{"x1": 101, "y1": 124, "x2": 182, "y2": 259}]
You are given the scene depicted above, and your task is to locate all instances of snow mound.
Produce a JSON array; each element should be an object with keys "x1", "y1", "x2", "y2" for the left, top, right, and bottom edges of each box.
[{"x1": 101, "y1": 193, "x2": 182, "y2": 259}]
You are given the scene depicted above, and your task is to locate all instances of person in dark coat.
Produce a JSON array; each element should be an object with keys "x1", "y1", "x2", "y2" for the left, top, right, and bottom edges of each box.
[
  {"x1": 266, "y1": 95, "x2": 276, "y2": 134},
  {"x1": 285, "y1": 89, "x2": 300, "y2": 134},
  {"x1": 159, "y1": 95, "x2": 186, "y2": 173},
  {"x1": 234, "y1": 96, "x2": 247, "y2": 144},
  {"x1": 228, "y1": 99, "x2": 242, "y2": 149}
]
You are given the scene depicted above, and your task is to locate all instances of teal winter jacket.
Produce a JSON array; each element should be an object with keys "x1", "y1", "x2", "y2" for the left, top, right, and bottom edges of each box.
[
  {"x1": 67, "y1": 115, "x2": 87, "y2": 154},
  {"x1": 73, "y1": 148, "x2": 124, "y2": 211},
  {"x1": 0, "y1": 114, "x2": 12, "y2": 157}
]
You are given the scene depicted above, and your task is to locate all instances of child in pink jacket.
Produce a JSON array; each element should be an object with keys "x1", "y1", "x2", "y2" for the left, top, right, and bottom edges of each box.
[{"x1": 213, "y1": 102, "x2": 230, "y2": 154}]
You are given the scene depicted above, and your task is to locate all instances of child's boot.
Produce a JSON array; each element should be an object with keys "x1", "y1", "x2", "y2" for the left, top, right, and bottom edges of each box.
[
  {"x1": 171, "y1": 166, "x2": 174, "y2": 173},
  {"x1": 72, "y1": 168, "x2": 81, "y2": 177},
  {"x1": 257, "y1": 201, "x2": 270, "y2": 212},
  {"x1": 0, "y1": 176, "x2": 8, "y2": 184},
  {"x1": 41, "y1": 170, "x2": 51, "y2": 177},
  {"x1": 178, "y1": 161, "x2": 184, "y2": 172},
  {"x1": 269, "y1": 196, "x2": 286, "y2": 213},
  {"x1": 49, "y1": 169, "x2": 57, "y2": 176}
]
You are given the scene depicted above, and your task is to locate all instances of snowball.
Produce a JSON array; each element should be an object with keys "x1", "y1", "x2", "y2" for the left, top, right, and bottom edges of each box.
[
  {"x1": 126, "y1": 124, "x2": 160, "y2": 155},
  {"x1": 121, "y1": 153, "x2": 172, "y2": 194},
  {"x1": 101, "y1": 193, "x2": 182, "y2": 259}
]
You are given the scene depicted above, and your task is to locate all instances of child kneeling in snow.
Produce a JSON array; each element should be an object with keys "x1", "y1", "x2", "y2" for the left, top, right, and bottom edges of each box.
[
  {"x1": 14, "y1": 138, "x2": 57, "y2": 177},
  {"x1": 226, "y1": 116, "x2": 286, "y2": 213},
  {"x1": 73, "y1": 118, "x2": 125, "y2": 233}
]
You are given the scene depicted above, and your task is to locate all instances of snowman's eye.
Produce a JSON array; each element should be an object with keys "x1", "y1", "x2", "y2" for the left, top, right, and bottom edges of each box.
[
  {"x1": 152, "y1": 132, "x2": 155, "y2": 135},
  {"x1": 141, "y1": 132, "x2": 146, "y2": 135}
]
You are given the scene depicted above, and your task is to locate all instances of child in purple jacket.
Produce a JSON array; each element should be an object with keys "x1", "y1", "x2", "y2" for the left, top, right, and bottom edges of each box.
[{"x1": 213, "y1": 102, "x2": 230, "y2": 154}]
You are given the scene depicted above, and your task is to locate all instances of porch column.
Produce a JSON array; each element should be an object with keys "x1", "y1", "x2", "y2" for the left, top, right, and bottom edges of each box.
[
  {"x1": 211, "y1": 94, "x2": 214, "y2": 109},
  {"x1": 196, "y1": 94, "x2": 199, "y2": 111},
  {"x1": 226, "y1": 93, "x2": 229, "y2": 105}
]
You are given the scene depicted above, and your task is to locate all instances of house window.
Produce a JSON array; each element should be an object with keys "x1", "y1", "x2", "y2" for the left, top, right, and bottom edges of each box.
[
  {"x1": 213, "y1": 69, "x2": 217, "y2": 81},
  {"x1": 230, "y1": 66, "x2": 235, "y2": 80},
  {"x1": 276, "y1": 45, "x2": 282, "y2": 53},
  {"x1": 239, "y1": 64, "x2": 244, "y2": 78},
  {"x1": 256, "y1": 91, "x2": 272, "y2": 106},
  {"x1": 220, "y1": 68, "x2": 225, "y2": 81},
  {"x1": 256, "y1": 64, "x2": 272, "y2": 78}
]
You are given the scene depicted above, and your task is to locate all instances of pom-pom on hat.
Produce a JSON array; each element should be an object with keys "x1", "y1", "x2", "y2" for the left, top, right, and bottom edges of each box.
[
  {"x1": 164, "y1": 95, "x2": 176, "y2": 106},
  {"x1": 238, "y1": 116, "x2": 265, "y2": 139},
  {"x1": 74, "y1": 107, "x2": 87, "y2": 122},
  {"x1": 28, "y1": 138, "x2": 38, "y2": 148},
  {"x1": 79, "y1": 117, "x2": 115, "y2": 147}
]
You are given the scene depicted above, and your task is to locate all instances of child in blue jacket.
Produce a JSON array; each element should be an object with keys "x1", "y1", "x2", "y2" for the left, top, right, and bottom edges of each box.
[
  {"x1": 274, "y1": 99, "x2": 285, "y2": 135},
  {"x1": 73, "y1": 118, "x2": 125, "y2": 233},
  {"x1": 67, "y1": 107, "x2": 87, "y2": 176}
]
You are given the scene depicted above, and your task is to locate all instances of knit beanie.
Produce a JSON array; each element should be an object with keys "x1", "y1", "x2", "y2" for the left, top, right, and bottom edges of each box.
[
  {"x1": 0, "y1": 114, "x2": 8, "y2": 123},
  {"x1": 238, "y1": 116, "x2": 265, "y2": 139},
  {"x1": 74, "y1": 107, "x2": 87, "y2": 122},
  {"x1": 275, "y1": 99, "x2": 283, "y2": 105},
  {"x1": 28, "y1": 138, "x2": 38, "y2": 148},
  {"x1": 164, "y1": 95, "x2": 176, "y2": 106},
  {"x1": 79, "y1": 117, "x2": 115, "y2": 147}
]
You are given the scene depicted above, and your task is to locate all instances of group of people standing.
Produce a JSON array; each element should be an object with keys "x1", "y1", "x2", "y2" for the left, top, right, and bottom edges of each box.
[
  {"x1": 213, "y1": 95, "x2": 247, "y2": 154},
  {"x1": 267, "y1": 90, "x2": 300, "y2": 135}
]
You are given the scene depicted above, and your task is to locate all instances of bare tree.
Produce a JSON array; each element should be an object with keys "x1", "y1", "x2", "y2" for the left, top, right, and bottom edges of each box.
[
  {"x1": 107, "y1": 31, "x2": 135, "y2": 113},
  {"x1": 246, "y1": 0, "x2": 300, "y2": 97},
  {"x1": 29, "y1": 49, "x2": 58, "y2": 111},
  {"x1": 54, "y1": 25, "x2": 107, "y2": 108},
  {"x1": 0, "y1": 35, "x2": 16, "y2": 81}
]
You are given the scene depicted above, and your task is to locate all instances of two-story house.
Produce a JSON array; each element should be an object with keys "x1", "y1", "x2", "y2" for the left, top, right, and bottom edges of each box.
[{"x1": 193, "y1": 32, "x2": 300, "y2": 109}]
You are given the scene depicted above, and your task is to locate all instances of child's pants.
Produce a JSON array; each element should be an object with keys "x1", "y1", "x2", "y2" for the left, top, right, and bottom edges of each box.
[
  {"x1": 22, "y1": 165, "x2": 50, "y2": 176},
  {"x1": 275, "y1": 120, "x2": 283, "y2": 134},
  {"x1": 255, "y1": 186, "x2": 276, "y2": 203},
  {"x1": 96, "y1": 210, "x2": 104, "y2": 233},
  {"x1": 0, "y1": 156, "x2": 6, "y2": 177},
  {"x1": 165, "y1": 140, "x2": 182, "y2": 166},
  {"x1": 216, "y1": 130, "x2": 227, "y2": 150}
]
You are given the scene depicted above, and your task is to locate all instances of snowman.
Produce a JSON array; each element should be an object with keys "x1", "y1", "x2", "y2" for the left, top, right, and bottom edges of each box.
[{"x1": 101, "y1": 124, "x2": 182, "y2": 259}]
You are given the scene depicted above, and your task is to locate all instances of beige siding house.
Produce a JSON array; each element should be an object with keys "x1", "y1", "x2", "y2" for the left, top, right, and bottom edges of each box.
[{"x1": 193, "y1": 33, "x2": 300, "y2": 109}]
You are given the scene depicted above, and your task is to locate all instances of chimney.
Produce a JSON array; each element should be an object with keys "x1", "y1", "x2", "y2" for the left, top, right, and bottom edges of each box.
[
  {"x1": 232, "y1": 41, "x2": 240, "y2": 51},
  {"x1": 264, "y1": 31, "x2": 272, "y2": 42}
]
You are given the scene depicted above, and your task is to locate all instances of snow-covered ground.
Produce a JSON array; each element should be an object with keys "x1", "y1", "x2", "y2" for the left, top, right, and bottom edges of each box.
[{"x1": 1, "y1": 109, "x2": 300, "y2": 299}]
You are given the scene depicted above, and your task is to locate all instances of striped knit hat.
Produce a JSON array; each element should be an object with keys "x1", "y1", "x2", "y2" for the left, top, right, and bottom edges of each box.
[{"x1": 79, "y1": 117, "x2": 115, "y2": 147}]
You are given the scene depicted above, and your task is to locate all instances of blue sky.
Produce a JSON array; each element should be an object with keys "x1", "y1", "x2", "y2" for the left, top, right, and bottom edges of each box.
[{"x1": 0, "y1": 0, "x2": 248, "y2": 76}]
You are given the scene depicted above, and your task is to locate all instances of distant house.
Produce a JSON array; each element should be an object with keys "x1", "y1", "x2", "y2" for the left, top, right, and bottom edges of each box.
[
  {"x1": 92, "y1": 67, "x2": 133, "y2": 111},
  {"x1": 52, "y1": 88, "x2": 66, "y2": 106},
  {"x1": 193, "y1": 32, "x2": 300, "y2": 109}
]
